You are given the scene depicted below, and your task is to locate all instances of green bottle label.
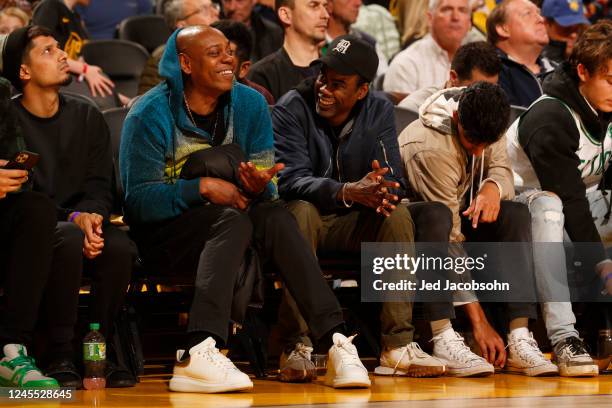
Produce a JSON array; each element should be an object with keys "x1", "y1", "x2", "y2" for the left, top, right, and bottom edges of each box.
[{"x1": 83, "y1": 342, "x2": 106, "y2": 361}]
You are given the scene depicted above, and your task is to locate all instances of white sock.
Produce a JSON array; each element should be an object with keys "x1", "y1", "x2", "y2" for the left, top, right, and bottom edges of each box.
[
  {"x1": 509, "y1": 327, "x2": 530, "y2": 338},
  {"x1": 430, "y1": 319, "x2": 453, "y2": 339}
]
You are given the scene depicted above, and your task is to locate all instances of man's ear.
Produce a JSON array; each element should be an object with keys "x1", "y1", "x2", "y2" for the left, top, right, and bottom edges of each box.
[
  {"x1": 356, "y1": 81, "x2": 369, "y2": 100},
  {"x1": 19, "y1": 63, "x2": 31, "y2": 83},
  {"x1": 179, "y1": 53, "x2": 192, "y2": 75},
  {"x1": 495, "y1": 23, "x2": 510, "y2": 41},
  {"x1": 278, "y1": 6, "x2": 292, "y2": 26},
  {"x1": 576, "y1": 63, "x2": 590, "y2": 83},
  {"x1": 238, "y1": 60, "x2": 251, "y2": 79},
  {"x1": 449, "y1": 69, "x2": 459, "y2": 86}
]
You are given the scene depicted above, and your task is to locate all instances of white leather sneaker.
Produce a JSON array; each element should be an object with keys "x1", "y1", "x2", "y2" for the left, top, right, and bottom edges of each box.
[
  {"x1": 169, "y1": 337, "x2": 253, "y2": 393},
  {"x1": 375, "y1": 342, "x2": 446, "y2": 377},
  {"x1": 432, "y1": 330, "x2": 494, "y2": 377},
  {"x1": 324, "y1": 333, "x2": 371, "y2": 388},
  {"x1": 506, "y1": 331, "x2": 559, "y2": 377},
  {"x1": 553, "y1": 337, "x2": 598, "y2": 377}
]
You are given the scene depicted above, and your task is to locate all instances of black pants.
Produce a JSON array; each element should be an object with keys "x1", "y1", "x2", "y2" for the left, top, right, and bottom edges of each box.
[
  {"x1": 43, "y1": 222, "x2": 135, "y2": 356},
  {"x1": 407, "y1": 201, "x2": 456, "y2": 321},
  {"x1": 134, "y1": 201, "x2": 344, "y2": 344},
  {"x1": 461, "y1": 200, "x2": 537, "y2": 321},
  {"x1": 0, "y1": 192, "x2": 56, "y2": 346}
]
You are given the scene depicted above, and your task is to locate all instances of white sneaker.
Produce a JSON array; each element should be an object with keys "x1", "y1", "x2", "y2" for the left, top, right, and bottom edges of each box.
[
  {"x1": 506, "y1": 331, "x2": 559, "y2": 377},
  {"x1": 432, "y1": 330, "x2": 494, "y2": 377},
  {"x1": 375, "y1": 342, "x2": 446, "y2": 377},
  {"x1": 553, "y1": 337, "x2": 598, "y2": 377},
  {"x1": 169, "y1": 337, "x2": 253, "y2": 393},
  {"x1": 324, "y1": 333, "x2": 371, "y2": 388}
]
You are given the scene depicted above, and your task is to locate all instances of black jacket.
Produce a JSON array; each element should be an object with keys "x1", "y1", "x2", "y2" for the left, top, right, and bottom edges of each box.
[
  {"x1": 518, "y1": 62, "x2": 611, "y2": 263},
  {"x1": 250, "y1": 10, "x2": 283, "y2": 63},
  {"x1": 273, "y1": 78, "x2": 406, "y2": 212},
  {"x1": 497, "y1": 48, "x2": 555, "y2": 108}
]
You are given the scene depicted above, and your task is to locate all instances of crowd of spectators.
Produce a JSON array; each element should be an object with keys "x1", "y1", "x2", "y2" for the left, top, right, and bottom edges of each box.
[{"x1": 0, "y1": 0, "x2": 610, "y2": 395}]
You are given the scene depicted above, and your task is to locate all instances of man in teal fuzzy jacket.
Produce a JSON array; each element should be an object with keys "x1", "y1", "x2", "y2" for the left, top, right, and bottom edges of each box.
[{"x1": 120, "y1": 26, "x2": 371, "y2": 393}]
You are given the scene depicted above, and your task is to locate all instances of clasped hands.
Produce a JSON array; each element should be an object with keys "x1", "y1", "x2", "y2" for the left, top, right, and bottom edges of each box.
[{"x1": 340, "y1": 160, "x2": 400, "y2": 217}]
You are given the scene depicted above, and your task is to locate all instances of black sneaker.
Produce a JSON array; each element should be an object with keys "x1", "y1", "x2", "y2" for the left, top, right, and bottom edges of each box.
[
  {"x1": 105, "y1": 360, "x2": 137, "y2": 388},
  {"x1": 553, "y1": 337, "x2": 599, "y2": 377},
  {"x1": 45, "y1": 358, "x2": 82, "y2": 389}
]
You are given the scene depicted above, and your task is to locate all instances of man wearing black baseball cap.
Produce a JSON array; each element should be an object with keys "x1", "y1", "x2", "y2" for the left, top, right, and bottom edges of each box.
[{"x1": 272, "y1": 34, "x2": 446, "y2": 380}]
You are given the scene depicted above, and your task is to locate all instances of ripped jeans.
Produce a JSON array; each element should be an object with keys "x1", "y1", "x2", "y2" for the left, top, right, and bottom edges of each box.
[
  {"x1": 515, "y1": 188, "x2": 612, "y2": 344},
  {"x1": 514, "y1": 189, "x2": 579, "y2": 345}
]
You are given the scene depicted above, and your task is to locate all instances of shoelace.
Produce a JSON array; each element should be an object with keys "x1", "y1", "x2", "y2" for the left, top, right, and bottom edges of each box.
[
  {"x1": 289, "y1": 343, "x2": 313, "y2": 361},
  {"x1": 198, "y1": 347, "x2": 237, "y2": 370},
  {"x1": 391, "y1": 342, "x2": 428, "y2": 374},
  {"x1": 507, "y1": 336, "x2": 546, "y2": 365},
  {"x1": 7, "y1": 355, "x2": 37, "y2": 372},
  {"x1": 563, "y1": 337, "x2": 590, "y2": 357},
  {"x1": 432, "y1": 332, "x2": 483, "y2": 364},
  {"x1": 336, "y1": 335, "x2": 363, "y2": 367}
]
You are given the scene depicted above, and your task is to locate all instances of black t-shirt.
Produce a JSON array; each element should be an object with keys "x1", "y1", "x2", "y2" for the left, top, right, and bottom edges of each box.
[
  {"x1": 32, "y1": 0, "x2": 88, "y2": 59},
  {"x1": 247, "y1": 47, "x2": 320, "y2": 102},
  {"x1": 188, "y1": 92, "x2": 230, "y2": 146},
  {"x1": 12, "y1": 95, "x2": 114, "y2": 221}
]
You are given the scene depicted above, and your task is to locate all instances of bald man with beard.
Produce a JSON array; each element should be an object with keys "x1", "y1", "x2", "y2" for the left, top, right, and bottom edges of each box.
[{"x1": 120, "y1": 26, "x2": 371, "y2": 394}]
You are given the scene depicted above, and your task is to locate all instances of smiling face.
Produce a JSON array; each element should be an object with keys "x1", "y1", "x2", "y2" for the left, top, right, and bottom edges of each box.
[
  {"x1": 179, "y1": 28, "x2": 235, "y2": 96},
  {"x1": 19, "y1": 35, "x2": 71, "y2": 90},
  {"x1": 314, "y1": 65, "x2": 368, "y2": 126}
]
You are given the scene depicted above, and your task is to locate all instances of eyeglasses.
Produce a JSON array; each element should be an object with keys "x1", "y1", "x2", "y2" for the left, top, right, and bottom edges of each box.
[{"x1": 181, "y1": 2, "x2": 221, "y2": 20}]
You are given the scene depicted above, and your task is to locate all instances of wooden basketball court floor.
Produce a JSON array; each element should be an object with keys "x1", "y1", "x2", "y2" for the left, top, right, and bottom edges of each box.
[{"x1": 16, "y1": 368, "x2": 611, "y2": 407}]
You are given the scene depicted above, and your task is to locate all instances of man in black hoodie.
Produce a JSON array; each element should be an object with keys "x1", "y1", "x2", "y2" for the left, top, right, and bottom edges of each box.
[
  {"x1": 1, "y1": 26, "x2": 137, "y2": 388},
  {"x1": 507, "y1": 20, "x2": 611, "y2": 377}
]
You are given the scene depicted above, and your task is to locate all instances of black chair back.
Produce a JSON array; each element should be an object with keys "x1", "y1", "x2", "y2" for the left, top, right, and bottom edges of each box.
[
  {"x1": 82, "y1": 40, "x2": 150, "y2": 98},
  {"x1": 61, "y1": 78, "x2": 120, "y2": 110},
  {"x1": 394, "y1": 106, "x2": 420, "y2": 135},
  {"x1": 103, "y1": 107, "x2": 130, "y2": 210},
  {"x1": 509, "y1": 105, "x2": 527, "y2": 126},
  {"x1": 118, "y1": 15, "x2": 171, "y2": 54}
]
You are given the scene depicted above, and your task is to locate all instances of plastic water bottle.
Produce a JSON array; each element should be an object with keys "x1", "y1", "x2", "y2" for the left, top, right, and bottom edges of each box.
[{"x1": 83, "y1": 323, "x2": 106, "y2": 390}]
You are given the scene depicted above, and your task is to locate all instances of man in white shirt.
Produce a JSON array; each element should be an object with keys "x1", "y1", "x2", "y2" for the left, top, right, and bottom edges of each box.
[{"x1": 383, "y1": 0, "x2": 471, "y2": 101}]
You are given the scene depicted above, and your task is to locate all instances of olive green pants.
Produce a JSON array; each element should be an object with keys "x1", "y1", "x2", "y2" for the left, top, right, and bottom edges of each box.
[{"x1": 277, "y1": 200, "x2": 416, "y2": 350}]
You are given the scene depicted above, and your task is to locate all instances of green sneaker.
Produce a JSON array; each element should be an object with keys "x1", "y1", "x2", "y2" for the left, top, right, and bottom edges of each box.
[{"x1": 0, "y1": 344, "x2": 59, "y2": 388}]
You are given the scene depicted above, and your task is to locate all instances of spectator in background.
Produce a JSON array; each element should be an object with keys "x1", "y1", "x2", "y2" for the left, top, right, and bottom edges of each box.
[
  {"x1": 541, "y1": 0, "x2": 589, "y2": 64},
  {"x1": 76, "y1": 0, "x2": 152, "y2": 40},
  {"x1": 324, "y1": 0, "x2": 388, "y2": 75},
  {"x1": 248, "y1": 0, "x2": 328, "y2": 101},
  {"x1": 0, "y1": 0, "x2": 33, "y2": 14},
  {"x1": 352, "y1": 2, "x2": 400, "y2": 63},
  {"x1": 0, "y1": 6, "x2": 28, "y2": 33},
  {"x1": 138, "y1": 0, "x2": 219, "y2": 94},
  {"x1": 486, "y1": 0, "x2": 554, "y2": 107},
  {"x1": 32, "y1": 0, "x2": 115, "y2": 97},
  {"x1": 394, "y1": 0, "x2": 428, "y2": 47},
  {"x1": 384, "y1": 0, "x2": 472, "y2": 102},
  {"x1": 399, "y1": 41, "x2": 500, "y2": 112},
  {"x1": 211, "y1": 19, "x2": 274, "y2": 103},
  {"x1": 221, "y1": 0, "x2": 283, "y2": 61}
]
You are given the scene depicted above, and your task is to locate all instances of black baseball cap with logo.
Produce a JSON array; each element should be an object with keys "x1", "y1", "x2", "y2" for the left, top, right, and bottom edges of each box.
[{"x1": 311, "y1": 34, "x2": 379, "y2": 82}]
